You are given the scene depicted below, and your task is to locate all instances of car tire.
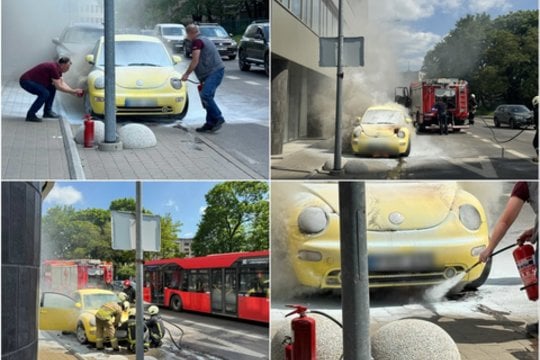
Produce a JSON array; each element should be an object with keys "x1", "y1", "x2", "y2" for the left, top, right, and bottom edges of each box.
[
  {"x1": 239, "y1": 51, "x2": 251, "y2": 72},
  {"x1": 494, "y1": 117, "x2": 500, "y2": 128},
  {"x1": 170, "y1": 294, "x2": 183, "y2": 312},
  {"x1": 264, "y1": 53, "x2": 269, "y2": 77},
  {"x1": 465, "y1": 258, "x2": 492, "y2": 290},
  {"x1": 401, "y1": 140, "x2": 411, "y2": 157},
  {"x1": 229, "y1": 54, "x2": 236, "y2": 60},
  {"x1": 510, "y1": 119, "x2": 516, "y2": 129},
  {"x1": 76, "y1": 322, "x2": 88, "y2": 344}
]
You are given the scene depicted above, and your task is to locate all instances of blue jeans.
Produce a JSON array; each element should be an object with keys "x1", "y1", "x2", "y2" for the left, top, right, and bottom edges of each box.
[
  {"x1": 19, "y1": 79, "x2": 56, "y2": 117},
  {"x1": 200, "y1": 68, "x2": 224, "y2": 126}
]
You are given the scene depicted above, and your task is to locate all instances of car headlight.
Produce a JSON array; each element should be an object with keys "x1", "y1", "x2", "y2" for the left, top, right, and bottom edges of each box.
[
  {"x1": 89, "y1": 316, "x2": 96, "y2": 326},
  {"x1": 94, "y1": 76, "x2": 105, "y2": 89},
  {"x1": 459, "y1": 204, "x2": 482, "y2": 230},
  {"x1": 298, "y1": 207, "x2": 328, "y2": 234},
  {"x1": 232, "y1": 40, "x2": 237, "y2": 46},
  {"x1": 397, "y1": 130, "x2": 406, "y2": 138},
  {"x1": 298, "y1": 250, "x2": 323, "y2": 262},
  {"x1": 170, "y1": 78, "x2": 183, "y2": 90}
]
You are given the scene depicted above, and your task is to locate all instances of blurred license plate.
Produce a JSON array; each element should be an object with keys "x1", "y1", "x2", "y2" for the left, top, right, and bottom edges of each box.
[
  {"x1": 369, "y1": 253, "x2": 434, "y2": 272},
  {"x1": 125, "y1": 99, "x2": 157, "y2": 107}
]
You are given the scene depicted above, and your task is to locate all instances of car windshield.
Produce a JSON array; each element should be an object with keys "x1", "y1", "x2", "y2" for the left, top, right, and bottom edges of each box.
[
  {"x1": 362, "y1": 110, "x2": 404, "y2": 125},
  {"x1": 82, "y1": 293, "x2": 119, "y2": 310},
  {"x1": 97, "y1": 41, "x2": 172, "y2": 67},
  {"x1": 200, "y1": 27, "x2": 228, "y2": 38},
  {"x1": 163, "y1": 27, "x2": 185, "y2": 36},
  {"x1": 62, "y1": 27, "x2": 103, "y2": 43},
  {"x1": 509, "y1": 105, "x2": 530, "y2": 113}
]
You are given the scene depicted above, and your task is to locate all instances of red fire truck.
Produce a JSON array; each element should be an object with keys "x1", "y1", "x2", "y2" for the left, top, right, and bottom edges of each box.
[
  {"x1": 42, "y1": 259, "x2": 114, "y2": 294},
  {"x1": 395, "y1": 78, "x2": 470, "y2": 132}
]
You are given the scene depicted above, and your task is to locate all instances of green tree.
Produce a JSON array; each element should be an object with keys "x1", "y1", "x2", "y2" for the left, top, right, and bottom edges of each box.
[{"x1": 192, "y1": 182, "x2": 269, "y2": 256}]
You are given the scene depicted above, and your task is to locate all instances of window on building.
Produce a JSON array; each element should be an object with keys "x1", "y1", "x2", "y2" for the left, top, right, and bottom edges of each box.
[
  {"x1": 312, "y1": 0, "x2": 320, "y2": 34},
  {"x1": 291, "y1": 0, "x2": 302, "y2": 18}
]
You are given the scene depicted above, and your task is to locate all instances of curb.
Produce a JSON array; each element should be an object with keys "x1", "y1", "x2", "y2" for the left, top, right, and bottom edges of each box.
[
  {"x1": 59, "y1": 117, "x2": 86, "y2": 180},
  {"x1": 196, "y1": 133, "x2": 263, "y2": 179}
]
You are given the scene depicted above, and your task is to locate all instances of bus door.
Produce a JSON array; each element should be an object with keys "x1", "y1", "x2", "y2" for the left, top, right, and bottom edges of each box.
[{"x1": 211, "y1": 269, "x2": 238, "y2": 316}]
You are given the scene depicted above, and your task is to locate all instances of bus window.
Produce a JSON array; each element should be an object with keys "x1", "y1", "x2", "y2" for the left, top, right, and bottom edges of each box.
[
  {"x1": 181, "y1": 270, "x2": 189, "y2": 291},
  {"x1": 240, "y1": 269, "x2": 269, "y2": 298},
  {"x1": 188, "y1": 270, "x2": 209, "y2": 292}
]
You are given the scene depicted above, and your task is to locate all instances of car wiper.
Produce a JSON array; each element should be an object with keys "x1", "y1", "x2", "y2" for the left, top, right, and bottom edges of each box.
[{"x1": 127, "y1": 62, "x2": 159, "y2": 67}]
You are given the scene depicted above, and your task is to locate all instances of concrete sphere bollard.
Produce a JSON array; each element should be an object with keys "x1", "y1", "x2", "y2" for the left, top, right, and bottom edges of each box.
[
  {"x1": 74, "y1": 120, "x2": 105, "y2": 145},
  {"x1": 271, "y1": 314, "x2": 343, "y2": 360},
  {"x1": 371, "y1": 319, "x2": 461, "y2": 360},
  {"x1": 118, "y1": 123, "x2": 157, "y2": 149}
]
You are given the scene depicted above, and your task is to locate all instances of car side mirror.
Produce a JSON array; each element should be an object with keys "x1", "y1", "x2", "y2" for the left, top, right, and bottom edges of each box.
[
  {"x1": 85, "y1": 54, "x2": 95, "y2": 65},
  {"x1": 74, "y1": 302, "x2": 82, "y2": 309},
  {"x1": 355, "y1": 117, "x2": 362, "y2": 125},
  {"x1": 172, "y1": 55, "x2": 182, "y2": 64}
]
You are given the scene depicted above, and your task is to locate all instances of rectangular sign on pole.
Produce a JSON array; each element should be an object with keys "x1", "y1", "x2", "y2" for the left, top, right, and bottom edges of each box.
[
  {"x1": 319, "y1": 37, "x2": 365, "y2": 67},
  {"x1": 111, "y1": 210, "x2": 161, "y2": 251}
]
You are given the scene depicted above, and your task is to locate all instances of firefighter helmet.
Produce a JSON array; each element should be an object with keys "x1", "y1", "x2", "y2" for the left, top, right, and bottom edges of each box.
[
  {"x1": 148, "y1": 305, "x2": 159, "y2": 315},
  {"x1": 533, "y1": 96, "x2": 539, "y2": 107},
  {"x1": 471, "y1": 93, "x2": 475, "y2": 98},
  {"x1": 118, "y1": 292, "x2": 128, "y2": 302},
  {"x1": 122, "y1": 301, "x2": 130, "y2": 311},
  {"x1": 123, "y1": 279, "x2": 131, "y2": 287}
]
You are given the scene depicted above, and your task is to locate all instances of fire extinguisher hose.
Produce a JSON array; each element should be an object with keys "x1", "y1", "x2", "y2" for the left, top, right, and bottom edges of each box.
[
  {"x1": 308, "y1": 310, "x2": 343, "y2": 328},
  {"x1": 465, "y1": 242, "x2": 518, "y2": 273}
]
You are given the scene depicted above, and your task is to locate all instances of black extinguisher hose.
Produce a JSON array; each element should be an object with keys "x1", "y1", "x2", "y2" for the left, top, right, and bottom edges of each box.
[{"x1": 465, "y1": 242, "x2": 518, "y2": 274}]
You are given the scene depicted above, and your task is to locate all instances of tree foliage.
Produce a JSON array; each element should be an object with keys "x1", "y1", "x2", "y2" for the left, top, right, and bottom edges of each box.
[
  {"x1": 42, "y1": 199, "x2": 183, "y2": 274},
  {"x1": 422, "y1": 10, "x2": 538, "y2": 109},
  {"x1": 192, "y1": 182, "x2": 269, "y2": 256}
]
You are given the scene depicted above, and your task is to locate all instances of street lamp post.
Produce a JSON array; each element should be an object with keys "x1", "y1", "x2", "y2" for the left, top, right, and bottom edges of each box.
[{"x1": 332, "y1": 0, "x2": 344, "y2": 174}]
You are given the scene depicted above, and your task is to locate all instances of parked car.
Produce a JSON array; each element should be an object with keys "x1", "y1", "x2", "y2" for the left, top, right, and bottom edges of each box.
[
  {"x1": 153, "y1": 23, "x2": 186, "y2": 53},
  {"x1": 238, "y1": 21, "x2": 270, "y2": 76},
  {"x1": 185, "y1": 23, "x2": 237, "y2": 60},
  {"x1": 39, "y1": 289, "x2": 129, "y2": 344},
  {"x1": 493, "y1": 104, "x2": 534, "y2": 129},
  {"x1": 52, "y1": 23, "x2": 104, "y2": 58},
  {"x1": 273, "y1": 182, "x2": 491, "y2": 291},
  {"x1": 85, "y1": 34, "x2": 189, "y2": 120},
  {"x1": 351, "y1": 104, "x2": 412, "y2": 157}
]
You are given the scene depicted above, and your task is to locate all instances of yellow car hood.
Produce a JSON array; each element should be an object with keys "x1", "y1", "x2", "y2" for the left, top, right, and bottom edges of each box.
[
  {"x1": 303, "y1": 182, "x2": 458, "y2": 231},
  {"x1": 115, "y1": 67, "x2": 176, "y2": 89},
  {"x1": 358, "y1": 124, "x2": 400, "y2": 137}
]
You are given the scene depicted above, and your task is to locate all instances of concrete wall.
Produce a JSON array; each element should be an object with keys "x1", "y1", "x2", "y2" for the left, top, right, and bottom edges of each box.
[{"x1": 2, "y1": 182, "x2": 43, "y2": 360}]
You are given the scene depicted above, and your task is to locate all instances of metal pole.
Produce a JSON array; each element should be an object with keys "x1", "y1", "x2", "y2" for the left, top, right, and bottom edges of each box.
[
  {"x1": 339, "y1": 182, "x2": 370, "y2": 359},
  {"x1": 135, "y1": 182, "x2": 144, "y2": 358},
  {"x1": 104, "y1": 0, "x2": 116, "y2": 143},
  {"x1": 332, "y1": 0, "x2": 344, "y2": 174}
]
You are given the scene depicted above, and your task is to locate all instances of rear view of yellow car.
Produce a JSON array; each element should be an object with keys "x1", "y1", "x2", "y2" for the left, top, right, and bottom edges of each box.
[
  {"x1": 275, "y1": 182, "x2": 490, "y2": 290},
  {"x1": 39, "y1": 288, "x2": 128, "y2": 344},
  {"x1": 85, "y1": 34, "x2": 188, "y2": 120},
  {"x1": 351, "y1": 104, "x2": 412, "y2": 157}
]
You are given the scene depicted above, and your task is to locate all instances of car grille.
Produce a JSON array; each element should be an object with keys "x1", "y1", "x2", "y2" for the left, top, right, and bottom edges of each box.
[{"x1": 117, "y1": 106, "x2": 174, "y2": 114}]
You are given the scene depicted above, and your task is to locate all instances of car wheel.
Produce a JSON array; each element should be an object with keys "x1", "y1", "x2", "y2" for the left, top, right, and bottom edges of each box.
[
  {"x1": 76, "y1": 322, "x2": 88, "y2": 344},
  {"x1": 264, "y1": 53, "x2": 269, "y2": 77},
  {"x1": 238, "y1": 50, "x2": 251, "y2": 72},
  {"x1": 510, "y1": 119, "x2": 516, "y2": 129},
  {"x1": 229, "y1": 54, "x2": 236, "y2": 60},
  {"x1": 401, "y1": 140, "x2": 411, "y2": 157},
  {"x1": 465, "y1": 258, "x2": 492, "y2": 290},
  {"x1": 170, "y1": 294, "x2": 182, "y2": 312},
  {"x1": 494, "y1": 117, "x2": 500, "y2": 128}
]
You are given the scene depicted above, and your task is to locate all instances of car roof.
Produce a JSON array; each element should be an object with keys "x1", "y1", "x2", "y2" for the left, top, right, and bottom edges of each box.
[
  {"x1": 76, "y1": 288, "x2": 116, "y2": 295},
  {"x1": 99, "y1": 34, "x2": 163, "y2": 43},
  {"x1": 157, "y1": 23, "x2": 185, "y2": 27}
]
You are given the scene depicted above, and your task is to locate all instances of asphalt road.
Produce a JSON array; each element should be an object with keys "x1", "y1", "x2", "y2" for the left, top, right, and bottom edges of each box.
[
  {"x1": 270, "y1": 182, "x2": 538, "y2": 359},
  {"x1": 57, "y1": 57, "x2": 269, "y2": 178}
]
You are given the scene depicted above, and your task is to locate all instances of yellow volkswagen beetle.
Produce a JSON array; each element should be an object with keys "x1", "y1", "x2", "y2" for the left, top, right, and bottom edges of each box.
[
  {"x1": 39, "y1": 289, "x2": 129, "y2": 344},
  {"x1": 85, "y1": 34, "x2": 188, "y2": 120},
  {"x1": 351, "y1": 104, "x2": 412, "y2": 157},
  {"x1": 274, "y1": 182, "x2": 490, "y2": 290}
]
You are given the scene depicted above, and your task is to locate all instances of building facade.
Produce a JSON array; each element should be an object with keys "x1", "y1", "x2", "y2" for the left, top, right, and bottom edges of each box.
[{"x1": 271, "y1": 0, "x2": 367, "y2": 154}]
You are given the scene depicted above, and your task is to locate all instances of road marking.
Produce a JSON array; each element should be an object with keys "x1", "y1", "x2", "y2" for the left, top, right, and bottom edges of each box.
[
  {"x1": 244, "y1": 81, "x2": 260, "y2": 86},
  {"x1": 226, "y1": 76, "x2": 241, "y2": 80},
  {"x1": 506, "y1": 149, "x2": 529, "y2": 159}
]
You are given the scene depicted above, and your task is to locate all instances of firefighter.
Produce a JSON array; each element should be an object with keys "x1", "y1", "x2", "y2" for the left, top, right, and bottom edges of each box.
[
  {"x1": 434, "y1": 96, "x2": 448, "y2": 135},
  {"x1": 95, "y1": 299, "x2": 129, "y2": 351},
  {"x1": 468, "y1": 94, "x2": 478, "y2": 125},
  {"x1": 122, "y1": 279, "x2": 136, "y2": 304},
  {"x1": 146, "y1": 305, "x2": 165, "y2": 348},
  {"x1": 127, "y1": 308, "x2": 150, "y2": 352}
]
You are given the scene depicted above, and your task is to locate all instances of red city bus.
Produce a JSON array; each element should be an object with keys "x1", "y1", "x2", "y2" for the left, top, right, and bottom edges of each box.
[{"x1": 143, "y1": 250, "x2": 269, "y2": 323}]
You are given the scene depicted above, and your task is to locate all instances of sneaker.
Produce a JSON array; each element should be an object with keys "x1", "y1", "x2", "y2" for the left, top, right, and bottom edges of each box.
[
  {"x1": 195, "y1": 123, "x2": 213, "y2": 133},
  {"x1": 43, "y1": 111, "x2": 60, "y2": 118},
  {"x1": 526, "y1": 322, "x2": 538, "y2": 338},
  {"x1": 25, "y1": 115, "x2": 42, "y2": 122},
  {"x1": 210, "y1": 119, "x2": 225, "y2": 132}
]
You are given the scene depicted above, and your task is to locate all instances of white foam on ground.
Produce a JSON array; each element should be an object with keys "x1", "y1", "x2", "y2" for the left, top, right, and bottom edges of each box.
[{"x1": 424, "y1": 272, "x2": 466, "y2": 302}]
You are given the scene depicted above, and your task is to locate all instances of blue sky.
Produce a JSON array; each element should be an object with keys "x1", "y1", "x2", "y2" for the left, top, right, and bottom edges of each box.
[
  {"x1": 42, "y1": 181, "x2": 223, "y2": 238},
  {"x1": 367, "y1": 0, "x2": 538, "y2": 70}
]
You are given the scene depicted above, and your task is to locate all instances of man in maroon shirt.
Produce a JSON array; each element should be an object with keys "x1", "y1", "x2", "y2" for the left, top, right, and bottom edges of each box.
[{"x1": 19, "y1": 56, "x2": 83, "y2": 122}]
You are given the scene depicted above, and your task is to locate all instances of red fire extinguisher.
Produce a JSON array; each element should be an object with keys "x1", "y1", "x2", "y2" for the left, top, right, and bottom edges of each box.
[
  {"x1": 513, "y1": 243, "x2": 538, "y2": 301},
  {"x1": 285, "y1": 305, "x2": 316, "y2": 360},
  {"x1": 83, "y1": 114, "x2": 95, "y2": 148}
]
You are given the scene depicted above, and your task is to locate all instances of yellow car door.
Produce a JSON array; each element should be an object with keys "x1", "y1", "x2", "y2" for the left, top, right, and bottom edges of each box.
[{"x1": 39, "y1": 292, "x2": 80, "y2": 331}]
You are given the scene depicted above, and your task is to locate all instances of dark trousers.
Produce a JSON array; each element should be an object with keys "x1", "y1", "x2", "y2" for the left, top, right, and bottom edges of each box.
[
  {"x1": 438, "y1": 114, "x2": 448, "y2": 134},
  {"x1": 19, "y1": 79, "x2": 56, "y2": 117},
  {"x1": 200, "y1": 68, "x2": 225, "y2": 125}
]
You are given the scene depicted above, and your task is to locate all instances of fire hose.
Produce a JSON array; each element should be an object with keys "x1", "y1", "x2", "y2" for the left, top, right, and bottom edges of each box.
[
  {"x1": 479, "y1": 116, "x2": 529, "y2": 144},
  {"x1": 160, "y1": 317, "x2": 185, "y2": 351}
]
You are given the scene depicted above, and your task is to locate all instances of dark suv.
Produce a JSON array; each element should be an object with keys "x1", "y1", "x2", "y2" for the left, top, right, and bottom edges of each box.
[
  {"x1": 493, "y1": 104, "x2": 533, "y2": 129},
  {"x1": 238, "y1": 21, "x2": 270, "y2": 76},
  {"x1": 184, "y1": 23, "x2": 237, "y2": 60}
]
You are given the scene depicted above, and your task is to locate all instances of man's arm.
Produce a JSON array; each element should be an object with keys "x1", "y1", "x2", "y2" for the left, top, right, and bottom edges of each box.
[
  {"x1": 52, "y1": 78, "x2": 83, "y2": 96},
  {"x1": 181, "y1": 49, "x2": 201, "y2": 81}
]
